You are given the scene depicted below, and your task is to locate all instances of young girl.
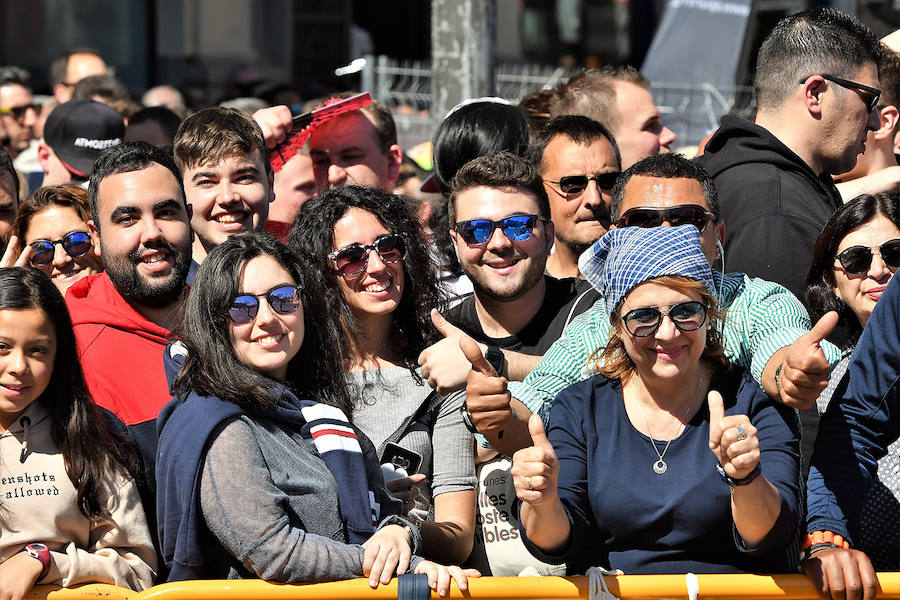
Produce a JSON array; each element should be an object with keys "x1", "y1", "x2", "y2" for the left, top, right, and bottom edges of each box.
[{"x1": 0, "y1": 267, "x2": 156, "y2": 596}]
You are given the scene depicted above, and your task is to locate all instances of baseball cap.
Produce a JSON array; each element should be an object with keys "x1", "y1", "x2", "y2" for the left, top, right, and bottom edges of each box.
[{"x1": 44, "y1": 99, "x2": 124, "y2": 178}]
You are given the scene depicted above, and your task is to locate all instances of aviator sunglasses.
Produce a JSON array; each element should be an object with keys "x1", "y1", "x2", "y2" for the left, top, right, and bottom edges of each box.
[
  {"x1": 835, "y1": 239, "x2": 900, "y2": 275},
  {"x1": 29, "y1": 231, "x2": 93, "y2": 267},
  {"x1": 329, "y1": 234, "x2": 407, "y2": 277},
  {"x1": 228, "y1": 284, "x2": 302, "y2": 324},
  {"x1": 453, "y1": 214, "x2": 544, "y2": 247},
  {"x1": 545, "y1": 172, "x2": 621, "y2": 195},
  {"x1": 622, "y1": 301, "x2": 708, "y2": 338},
  {"x1": 616, "y1": 205, "x2": 714, "y2": 232}
]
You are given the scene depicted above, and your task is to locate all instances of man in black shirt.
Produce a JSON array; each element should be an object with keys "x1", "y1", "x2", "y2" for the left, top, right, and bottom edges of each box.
[{"x1": 418, "y1": 152, "x2": 597, "y2": 393}]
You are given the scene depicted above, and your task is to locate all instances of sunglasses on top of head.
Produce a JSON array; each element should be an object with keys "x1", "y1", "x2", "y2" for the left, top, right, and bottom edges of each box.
[
  {"x1": 615, "y1": 205, "x2": 714, "y2": 232},
  {"x1": 621, "y1": 301, "x2": 708, "y2": 338},
  {"x1": 453, "y1": 214, "x2": 545, "y2": 247},
  {"x1": 329, "y1": 233, "x2": 407, "y2": 277},
  {"x1": 545, "y1": 172, "x2": 621, "y2": 195},
  {"x1": 29, "y1": 231, "x2": 93, "y2": 267},
  {"x1": 228, "y1": 284, "x2": 302, "y2": 324},
  {"x1": 834, "y1": 239, "x2": 900, "y2": 275}
]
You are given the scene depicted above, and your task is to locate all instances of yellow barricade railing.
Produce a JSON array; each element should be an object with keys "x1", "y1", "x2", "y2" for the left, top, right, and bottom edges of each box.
[{"x1": 29, "y1": 573, "x2": 900, "y2": 600}]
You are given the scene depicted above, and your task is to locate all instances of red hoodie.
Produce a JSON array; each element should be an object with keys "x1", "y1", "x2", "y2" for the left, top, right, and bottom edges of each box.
[{"x1": 65, "y1": 272, "x2": 175, "y2": 426}]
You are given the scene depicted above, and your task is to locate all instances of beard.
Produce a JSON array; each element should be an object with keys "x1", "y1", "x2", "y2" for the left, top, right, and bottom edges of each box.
[
  {"x1": 102, "y1": 239, "x2": 191, "y2": 308},
  {"x1": 461, "y1": 249, "x2": 547, "y2": 303}
]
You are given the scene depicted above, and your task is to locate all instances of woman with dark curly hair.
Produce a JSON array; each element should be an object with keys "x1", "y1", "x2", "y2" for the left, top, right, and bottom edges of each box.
[
  {"x1": 804, "y1": 192, "x2": 900, "y2": 570},
  {"x1": 290, "y1": 186, "x2": 476, "y2": 564}
]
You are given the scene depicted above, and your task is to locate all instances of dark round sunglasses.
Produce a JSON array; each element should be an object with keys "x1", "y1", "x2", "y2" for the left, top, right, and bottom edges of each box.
[
  {"x1": 453, "y1": 214, "x2": 544, "y2": 247},
  {"x1": 616, "y1": 205, "x2": 714, "y2": 232},
  {"x1": 228, "y1": 284, "x2": 302, "y2": 324},
  {"x1": 622, "y1": 301, "x2": 708, "y2": 338},
  {"x1": 0, "y1": 103, "x2": 41, "y2": 123},
  {"x1": 545, "y1": 172, "x2": 621, "y2": 195},
  {"x1": 835, "y1": 239, "x2": 900, "y2": 275},
  {"x1": 329, "y1": 233, "x2": 407, "y2": 277},
  {"x1": 29, "y1": 231, "x2": 93, "y2": 267}
]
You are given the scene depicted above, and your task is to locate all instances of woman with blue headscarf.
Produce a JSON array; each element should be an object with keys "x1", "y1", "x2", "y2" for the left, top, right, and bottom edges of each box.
[{"x1": 511, "y1": 225, "x2": 801, "y2": 574}]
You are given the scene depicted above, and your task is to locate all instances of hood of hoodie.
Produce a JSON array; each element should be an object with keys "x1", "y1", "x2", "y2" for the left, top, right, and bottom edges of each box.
[
  {"x1": 698, "y1": 115, "x2": 837, "y2": 197},
  {"x1": 66, "y1": 272, "x2": 174, "y2": 345}
]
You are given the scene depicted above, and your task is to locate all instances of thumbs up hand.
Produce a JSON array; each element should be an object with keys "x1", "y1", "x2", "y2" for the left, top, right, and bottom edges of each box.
[
  {"x1": 418, "y1": 309, "x2": 478, "y2": 395},
  {"x1": 707, "y1": 390, "x2": 759, "y2": 479},
  {"x1": 511, "y1": 414, "x2": 559, "y2": 506},
  {"x1": 460, "y1": 336, "x2": 512, "y2": 438},
  {"x1": 776, "y1": 311, "x2": 838, "y2": 409}
]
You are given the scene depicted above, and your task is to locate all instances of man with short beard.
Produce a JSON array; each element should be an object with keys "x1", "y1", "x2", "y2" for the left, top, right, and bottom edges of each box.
[
  {"x1": 418, "y1": 152, "x2": 598, "y2": 391},
  {"x1": 66, "y1": 141, "x2": 193, "y2": 489}
]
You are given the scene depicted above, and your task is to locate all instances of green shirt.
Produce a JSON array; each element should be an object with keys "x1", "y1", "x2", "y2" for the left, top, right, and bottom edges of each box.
[{"x1": 507, "y1": 270, "x2": 841, "y2": 425}]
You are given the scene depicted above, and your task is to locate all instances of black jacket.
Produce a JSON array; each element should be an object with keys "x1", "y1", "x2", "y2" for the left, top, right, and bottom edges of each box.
[{"x1": 696, "y1": 116, "x2": 843, "y2": 301}]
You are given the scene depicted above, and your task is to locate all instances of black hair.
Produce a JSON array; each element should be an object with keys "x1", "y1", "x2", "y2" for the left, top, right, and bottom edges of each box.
[
  {"x1": 127, "y1": 106, "x2": 183, "y2": 145},
  {"x1": 610, "y1": 154, "x2": 719, "y2": 221},
  {"x1": 527, "y1": 115, "x2": 622, "y2": 173},
  {"x1": 173, "y1": 231, "x2": 353, "y2": 414},
  {"x1": 289, "y1": 186, "x2": 445, "y2": 379},
  {"x1": 449, "y1": 151, "x2": 551, "y2": 223},
  {"x1": 804, "y1": 192, "x2": 900, "y2": 340},
  {"x1": 0, "y1": 267, "x2": 137, "y2": 520},
  {"x1": 0, "y1": 65, "x2": 31, "y2": 89},
  {"x1": 88, "y1": 141, "x2": 185, "y2": 228},
  {"x1": 0, "y1": 146, "x2": 19, "y2": 201}
]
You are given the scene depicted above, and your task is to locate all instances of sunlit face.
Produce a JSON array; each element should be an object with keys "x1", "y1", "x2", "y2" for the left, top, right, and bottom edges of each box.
[
  {"x1": 612, "y1": 81, "x2": 676, "y2": 169},
  {"x1": 821, "y1": 62, "x2": 882, "y2": 176},
  {"x1": 24, "y1": 205, "x2": 102, "y2": 293},
  {"x1": 0, "y1": 308, "x2": 56, "y2": 431},
  {"x1": 618, "y1": 281, "x2": 707, "y2": 381},
  {"x1": 832, "y1": 215, "x2": 900, "y2": 327},
  {"x1": 229, "y1": 255, "x2": 304, "y2": 380},
  {"x1": 309, "y1": 111, "x2": 401, "y2": 194},
  {"x1": 271, "y1": 151, "x2": 315, "y2": 225},
  {"x1": 451, "y1": 186, "x2": 553, "y2": 302},
  {"x1": 184, "y1": 151, "x2": 273, "y2": 257},
  {"x1": 540, "y1": 134, "x2": 618, "y2": 255},
  {"x1": 331, "y1": 207, "x2": 405, "y2": 322}
]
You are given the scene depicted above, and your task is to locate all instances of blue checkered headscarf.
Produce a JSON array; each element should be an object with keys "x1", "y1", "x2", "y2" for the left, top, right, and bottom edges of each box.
[{"x1": 578, "y1": 225, "x2": 715, "y2": 321}]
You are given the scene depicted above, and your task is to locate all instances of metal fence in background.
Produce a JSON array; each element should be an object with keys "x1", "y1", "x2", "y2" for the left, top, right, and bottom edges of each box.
[{"x1": 361, "y1": 54, "x2": 757, "y2": 153}]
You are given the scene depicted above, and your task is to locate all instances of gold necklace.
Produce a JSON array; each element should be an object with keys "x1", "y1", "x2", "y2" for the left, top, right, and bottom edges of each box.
[{"x1": 635, "y1": 370, "x2": 704, "y2": 475}]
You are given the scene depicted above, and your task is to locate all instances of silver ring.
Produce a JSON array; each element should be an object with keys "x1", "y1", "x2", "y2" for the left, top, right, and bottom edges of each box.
[
  {"x1": 736, "y1": 425, "x2": 747, "y2": 441},
  {"x1": 526, "y1": 476, "x2": 535, "y2": 491}
]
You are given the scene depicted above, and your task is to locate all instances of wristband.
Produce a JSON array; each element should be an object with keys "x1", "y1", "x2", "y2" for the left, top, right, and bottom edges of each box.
[
  {"x1": 716, "y1": 463, "x2": 761, "y2": 487},
  {"x1": 802, "y1": 530, "x2": 849, "y2": 550},
  {"x1": 460, "y1": 401, "x2": 479, "y2": 433},
  {"x1": 774, "y1": 363, "x2": 784, "y2": 396},
  {"x1": 25, "y1": 543, "x2": 50, "y2": 580}
]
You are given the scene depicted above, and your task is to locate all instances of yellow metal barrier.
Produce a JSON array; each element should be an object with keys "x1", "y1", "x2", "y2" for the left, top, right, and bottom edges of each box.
[{"x1": 27, "y1": 573, "x2": 900, "y2": 600}]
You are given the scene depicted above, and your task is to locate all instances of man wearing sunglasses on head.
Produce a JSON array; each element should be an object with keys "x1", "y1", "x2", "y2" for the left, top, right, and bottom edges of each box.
[
  {"x1": 465, "y1": 154, "x2": 841, "y2": 464},
  {"x1": 528, "y1": 115, "x2": 622, "y2": 279},
  {"x1": 696, "y1": 8, "x2": 883, "y2": 303}
]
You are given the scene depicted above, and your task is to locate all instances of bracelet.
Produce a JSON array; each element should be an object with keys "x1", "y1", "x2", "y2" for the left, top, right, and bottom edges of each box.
[
  {"x1": 774, "y1": 363, "x2": 784, "y2": 396},
  {"x1": 460, "y1": 401, "x2": 479, "y2": 434},
  {"x1": 802, "y1": 530, "x2": 849, "y2": 550},
  {"x1": 800, "y1": 542, "x2": 840, "y2": 562},
  {"x1": 716, "y1": 463, "x2": 762, "y2": 487}
]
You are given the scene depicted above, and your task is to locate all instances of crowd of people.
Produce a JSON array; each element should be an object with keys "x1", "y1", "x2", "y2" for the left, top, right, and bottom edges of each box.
[{"x1": 2, "y1": 6, "x2": 900, "y2": 600}]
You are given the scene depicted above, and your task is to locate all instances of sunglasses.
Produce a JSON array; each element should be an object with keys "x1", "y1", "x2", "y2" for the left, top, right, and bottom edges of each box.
[
  {"x1": 545, "y1": 172, "x2": 621, "y2": 195},
  {"x1": 616, "y1": 204, "x2": 714, "y2": 232},
  {"x1": 622, "y1": 301, "x2": 708, "y2": 338},
  {"x1": 28, "y1": 231, "x2": 93, "y2": 267},
  {"x1": 329, "y1": 234, "x2": 407, "y2": 277},
  {"x1": 453, "y1": 214, "x2": 544, "y2": 247},
  {"x1": 228, "y1": 284, "x2": 302, "y2": 324},
  {"x1": 835, "y1": 239, "x2": 900, "y2": 275},
  {"x1": 0, "y1": 103, "x2": 40, "y2": 122},
  {"x1": 819, "y1": 75, "x2": 882, "y2": 113}
]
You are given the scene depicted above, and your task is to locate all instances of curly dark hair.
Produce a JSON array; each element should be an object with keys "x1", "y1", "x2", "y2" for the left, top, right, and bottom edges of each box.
[
  {"x1": 172, "y1": 231, "x2": 353, "y2": 415},
  {"x1": 289, "y1": 186, "x2": 445, "y2": 379},
  {"x1": 805, "y1": 192, "x2": 900, "y2": 342},
  {"x1": 0, "y1": 267, "x2": 137, "y2": 520}
]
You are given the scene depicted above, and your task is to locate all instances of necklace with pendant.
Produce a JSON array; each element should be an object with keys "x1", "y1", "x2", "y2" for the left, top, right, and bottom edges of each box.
[{"x1": 636, "y1": 370, "x2": 703, "y2": 475}]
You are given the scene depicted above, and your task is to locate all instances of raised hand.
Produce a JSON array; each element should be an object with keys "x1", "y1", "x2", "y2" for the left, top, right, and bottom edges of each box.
[
  {"x1": 0, "y1": 236, "x2": 33, "y2": 269},
  {"x1": 511, "y1": 414, "x2": 559, "y2": 506},
  {"x1": 460, "y1": 335, "x2": 511, "y2": 438},
  {"x1": 252, "y1": 105, "x2": 293, "y2": 149},
  {"x1": 417, "y1": 309, "x2": 474, "y2": 394},
  {"x1": 708, "y1": 390, "x2": 759, "y2": 479},
  {"x1": 778, "y1": 311, "x2": 838, "y2": 409}
]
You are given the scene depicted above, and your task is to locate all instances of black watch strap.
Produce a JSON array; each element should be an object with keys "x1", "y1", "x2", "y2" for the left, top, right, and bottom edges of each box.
[{"x1": 485, "y1": 345, "x2": 505, "y2": 376}]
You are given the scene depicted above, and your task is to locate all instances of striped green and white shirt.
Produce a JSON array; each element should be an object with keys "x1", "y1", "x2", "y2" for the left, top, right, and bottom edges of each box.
[{"x1": 507, "y1": 270, "x2": 841, "y2": 425}]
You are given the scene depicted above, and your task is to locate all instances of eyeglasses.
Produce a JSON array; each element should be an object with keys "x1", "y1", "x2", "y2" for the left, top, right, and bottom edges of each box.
[
  {"x1": 821, "y1": 75, "x2": 882, "y2": 113},
  {"x1": 0, "y1": 103, "x2": 40, "y2": 123},
  {"x1": 545, "y1": 172, "x2": 621, "y2": 195},
  {"x1": 28, "y1": 231, "x2": 93, "y2": 267},
  {"x1": 453, "y1": 214, "x2": 544, "y2": 246},
  {"x1": 616, "y1": 205, "x2": 714, "y2": 232},
  {"x1": 329, "y1": 234, "x2": 407, "y2": 277},
  {"x1": 228, "y1": 284, "x2": 302, "y2": 324},
  {"x1": 622, "y1": 301, "x2": 708, "y2": 338},
  {"x1": 834, "y1": 239, "x2": 900, "y2": 275}
]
